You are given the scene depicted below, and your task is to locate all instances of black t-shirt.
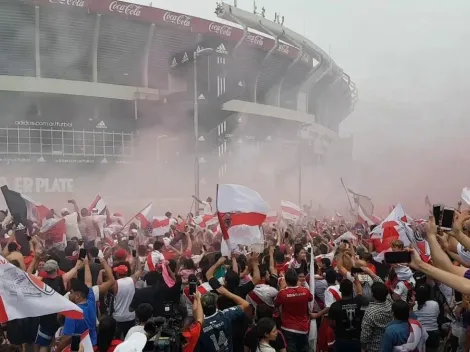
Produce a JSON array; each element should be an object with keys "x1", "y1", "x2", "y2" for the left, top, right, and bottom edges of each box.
[
  {"x1": 328, "y1": 295, "x2": 367, "y2": 340},
  {"x1": 243, "y1": 325, "x2": 286, "y2": 352},
  {"x1": 130, "y1": 285, "x2": 166, "y2": 317}
]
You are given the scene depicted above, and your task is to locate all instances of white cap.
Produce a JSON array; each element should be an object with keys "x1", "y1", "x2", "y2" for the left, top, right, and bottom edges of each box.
[
  {"x1": 61, "y1": 208, "x2": 69, "y2": 215},
  {"x1": 115, "y1": 332, "x2": 146, "y2": 352}
]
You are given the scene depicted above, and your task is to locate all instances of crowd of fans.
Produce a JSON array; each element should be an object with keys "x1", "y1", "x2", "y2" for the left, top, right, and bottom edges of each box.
[{"x1": 2, "y1": 198, "x2": 470, "y2": 352}]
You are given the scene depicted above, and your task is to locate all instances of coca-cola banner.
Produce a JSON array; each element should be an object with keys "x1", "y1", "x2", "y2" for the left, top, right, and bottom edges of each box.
[{"x1": 32, "y1": 0, "x2": 303, "y2": 62}]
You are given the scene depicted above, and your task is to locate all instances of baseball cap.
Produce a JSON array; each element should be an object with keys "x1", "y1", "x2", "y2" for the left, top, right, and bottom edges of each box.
[
  {"x1": 44, "y1": 259, "x2": 59, "y2": 273},
  {"x1": 61, "y1": 208, "x2": 69, "y2": 215}
]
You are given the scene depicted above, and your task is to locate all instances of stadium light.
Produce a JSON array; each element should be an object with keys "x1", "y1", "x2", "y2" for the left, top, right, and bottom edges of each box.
[{"x1": 193, "y1": 48, "x2": 214, "y2": 215}]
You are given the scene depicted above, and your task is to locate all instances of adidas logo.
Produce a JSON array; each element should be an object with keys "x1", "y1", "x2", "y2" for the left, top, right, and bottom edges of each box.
[
  {"x1": 171, "y1": 57, "x2": 177, "y2": 68},
  {"x1": 96, "y1": 121, "x2": 107, "y2": 129},
  {"x1": 101, "y1": 157, "x2": 108, "y2": 164},
  {"x1": 181, "y1": 52, "x2": 189, "y2": 63},
  {"x1": 198, "y1": 94, "x2": 205, "y2": 100},
  {"x1": 216, "y1": 43, "x2": 228, "y2": 54},
  {"x1": 197, "y1": 45, "x2": 204, "y2": 53},
  {"x1": 37, "y1": 156, "x2": 45, "y2": 163},
  {"x1": 238, "y1": 81, "x2": 244, "y2": 87}
]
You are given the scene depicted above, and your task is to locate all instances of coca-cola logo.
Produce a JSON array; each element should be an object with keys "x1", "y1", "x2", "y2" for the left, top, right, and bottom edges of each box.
[
  {"x1": 109, "y1": 1, "x2": 141, "y2": 17},
  {"x1": 245, "y1": 34, "x2": 264, "y2": 46},
  {"x1": 208, "y1": 22, "x2": 232, "y2": 37},
  {"x1": 277, "y1": 44, "x2": 290, "y2": 55},
  {"x1": 49, "y1": 0, "x2": 85, "y2": 7},
  {"x1": 163, "y1": 12, "x2": 191, "y2": 27}
]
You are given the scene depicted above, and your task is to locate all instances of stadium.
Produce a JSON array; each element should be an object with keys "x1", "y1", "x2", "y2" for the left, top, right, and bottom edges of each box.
[{"x1": 0, "y1": 0, "x2": 357, "y2": 211}]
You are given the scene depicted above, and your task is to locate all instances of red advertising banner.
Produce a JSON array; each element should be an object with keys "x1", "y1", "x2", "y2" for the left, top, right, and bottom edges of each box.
[{"x1": 30, "y1": 0, "x2": 306, "y2": 63}]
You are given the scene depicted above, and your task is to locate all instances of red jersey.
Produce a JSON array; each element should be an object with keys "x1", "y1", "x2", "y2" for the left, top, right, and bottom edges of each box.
[{"x1": 275, "y1": 286, "x2": 313, "y2": 334}]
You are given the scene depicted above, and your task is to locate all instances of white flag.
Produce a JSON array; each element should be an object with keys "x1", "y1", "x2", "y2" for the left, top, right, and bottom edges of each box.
[{"x1": 0, "y1": 255, "x2": 83, "y2": 323}]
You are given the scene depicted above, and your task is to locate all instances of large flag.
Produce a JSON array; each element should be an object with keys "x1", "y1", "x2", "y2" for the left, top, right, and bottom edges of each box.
[
  {"x1": 264, "y1": 211, "x2": 279, "y2": 225},
  {"x1": 88, "y1": 195, "x2": 106, "y2": 215},
  {"x1": 0, "y1": 255, "x2": 83, "y2": 323},
  {"x1": 348, "y1": 188, "x2": 374, "y2": 216},
  {"x1": 135, "y1": 203, "x2": 153, "y2": 228},
  {"x1": 281, "y1": 200, "x2": 303, "y2": 221},
  {"x1": 0, "y1": 186, "x2": 50, "y2": 255},
  {"x1": 217, "y1": 184, "x2": 269, "y2": 255},
  {"x1": 193, "y1": 214, "x2": 219, "y2": 228},
  {"x1": 151, "y1": 216, "x2": 176, "y2": 237},
  {"x1": 40, "y1": 218, "x2": 66, "y2": 246},
  {"x1": 357, "y1": 205, "x2": 376, "y2": 226}
]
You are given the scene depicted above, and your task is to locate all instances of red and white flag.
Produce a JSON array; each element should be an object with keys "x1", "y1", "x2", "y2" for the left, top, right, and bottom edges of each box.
[
  {"x1": 21, "y1": 194, "x2": 50, "y2": 225},
  {"x1": 88, "y1": 195, "x2": 106, "y2": 215},
  {"x1": 135, "y1": 203, "x2": 152, "y2": 228},
  {"x1": 281, "y1": 200, "x2": 303, "y2": 221},
  {"x1": 0, "y1": 255, "x2": 83, "y2": 323},
  {"x1": 40, "y1": 218, "x2": 66, "y2": 245},
  {"x1": 151, "y1": 216, "x2": 176, "y2": 237},
  {"x1": 193, "y1": 214, "x2": 218, "y2": 228},
  {"x1": 264, "y1": 211, "x2": 279, "y2": 224},
  {"x1": 217, "y1": 184, "x2": 269, "y2": 255}
]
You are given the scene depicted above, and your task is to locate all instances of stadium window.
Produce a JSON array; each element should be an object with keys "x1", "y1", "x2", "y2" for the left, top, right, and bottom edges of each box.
[{"x1": 63, "y1": 131, "x2": 74, "y2": 155}]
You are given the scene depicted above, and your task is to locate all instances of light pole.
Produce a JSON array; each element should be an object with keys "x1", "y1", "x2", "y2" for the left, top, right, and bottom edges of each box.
[{"x1": 193, "y1": 48, "x2": 214, "y2": 215}]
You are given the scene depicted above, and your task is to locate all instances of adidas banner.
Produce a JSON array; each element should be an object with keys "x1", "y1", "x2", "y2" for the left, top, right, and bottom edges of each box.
[{"x1": 168, "y1": 38, "x2": 234, "y2": 69}]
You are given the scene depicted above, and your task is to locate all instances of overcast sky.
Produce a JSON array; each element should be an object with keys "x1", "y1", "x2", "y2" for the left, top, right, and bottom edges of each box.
[{"x1": 131, "y1": 0, "x2": 470, "y2": 208}]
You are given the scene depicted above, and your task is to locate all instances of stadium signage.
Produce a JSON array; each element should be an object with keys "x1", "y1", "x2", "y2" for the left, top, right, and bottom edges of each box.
[
  {"x1": 208, "y1": 22, "x2": 232, "y2": 37},
  {"x1": 49, "y1": 0, "x2": 85, "y2": 7},
  {"x1": 163, "y1": 12, "x2": 191, "y2": 27},
  {"x1": 245, "y1": 33, "x2": 264, "y2": 47},
  {"x1": 109, "y1": 1, "x2": 142, "y2": 17},
  {"x1": 0, "y1": 177, "x2": 74, "y2": 193},
  {"x1": 278, "y1": 44, "x2": 290, "y2": 55}
]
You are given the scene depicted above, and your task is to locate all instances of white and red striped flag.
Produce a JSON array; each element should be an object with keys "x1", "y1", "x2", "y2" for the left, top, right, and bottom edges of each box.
[
  {"x1": 193, "y1": 214, "x2": 218, "y2": 228},
  {"x1": 151, "y1": 216, "x2": 176, "y2": 237},
  {"x1": 0, "y1": 255, "x2": 83, "y2": 323},
  {"x1": 135, "y1": 203, "x2": 152, "y2": 228},
  {"x1": 308, "y1": 238, "x2": 317, "y2": 348},
  {"x1": 88, "y1": 195, "x2": 106, "y2": 215},
  {"x1": 264, "y1": 211, "x2": 279, "y2": 224},
  {"x1": 21, "y1": 194, "x2": 50, "y2": 225},
  {"x1": 281, "y1": 200, "x2": 303, "y2": 221},
  {"x1": 40, "y1": 218, "x2": 66, "y2": 246},
  {"x1": 217, "y1": 184, "x2": 269, "y2": 255}
]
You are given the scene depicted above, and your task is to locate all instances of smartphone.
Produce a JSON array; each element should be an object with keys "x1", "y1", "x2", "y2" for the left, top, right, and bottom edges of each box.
[
  {"x1": 70, "y1": 334, "x2": 81, "y2": 352},
  {"x1": 189, "y1": 281, "x2": 197, "y2": 296},
  {"x1": 455, "y1": 291, "x2": 463, "y2": 305},
  {"x1": 433, "y1": 204, "x2": 442, "y2": 226},
  {"x1": 129, "y1": 235, "x2": 135, "y2": 241},
  {"x1": 132, "y1": 249, "x2": 137, "y2": 258},
  {"x1": 351, "y1": 267, "x2": 363, "y2": 274},
  {"x1": 441, "y1": 207, "x2": 455, "y2": 231},
  {"x1": 67, "y1": 200, "x2": 74, "y2": 204},
  {"x1": 384, "y1": 251, "x2": 412, "y2": 264},
  {"x1": 79, "y1": 248, "x2": 87, "y2": 260}
]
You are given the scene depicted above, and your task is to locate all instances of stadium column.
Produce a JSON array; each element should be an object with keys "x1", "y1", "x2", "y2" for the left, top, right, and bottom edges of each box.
[
  {"x1": 193, "y1": 48, "x2": 214, "y2": 215},
  {"x1": 92, "y1": 14, "x2": 101, "y2": 82},
  {"x1": 34, "y1": 6, "x2": 40, "y2": 77}
]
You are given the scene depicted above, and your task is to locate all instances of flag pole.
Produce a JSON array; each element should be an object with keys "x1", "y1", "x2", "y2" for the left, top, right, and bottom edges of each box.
[
  {"x1": 340, "y1": 177, "x2": 354, "y2": 212},
  {"x1": 120, "y1": 202, "x2": 153, "y2": 232}
]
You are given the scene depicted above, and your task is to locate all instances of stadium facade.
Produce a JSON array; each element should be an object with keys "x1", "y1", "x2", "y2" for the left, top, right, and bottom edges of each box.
[{"x1": 0, "y1": 0, "x2": 357, "y2": 208}]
